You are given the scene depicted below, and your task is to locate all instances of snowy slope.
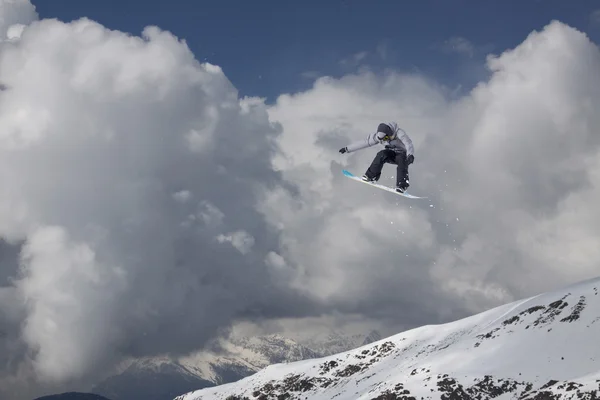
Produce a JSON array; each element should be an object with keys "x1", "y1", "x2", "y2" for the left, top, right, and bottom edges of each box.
[{"x1": 175, "y1": 277, "x2": 600, "y2": 400}]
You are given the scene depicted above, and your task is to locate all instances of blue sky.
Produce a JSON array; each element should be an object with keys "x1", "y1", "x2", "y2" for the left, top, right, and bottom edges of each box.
[{"x1": 31, "y1": 0, "x2": 600, "y2": 102}]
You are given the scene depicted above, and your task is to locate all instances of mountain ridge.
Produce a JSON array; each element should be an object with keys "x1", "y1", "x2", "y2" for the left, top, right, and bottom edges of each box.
[{"x1": 174, "y1": 276, "x2": 600, "y2": 399}]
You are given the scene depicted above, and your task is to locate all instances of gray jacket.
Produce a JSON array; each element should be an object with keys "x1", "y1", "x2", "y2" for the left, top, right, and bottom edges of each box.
[{"x1": 346, "y1": 122, "x2": 414, "y2": 156}]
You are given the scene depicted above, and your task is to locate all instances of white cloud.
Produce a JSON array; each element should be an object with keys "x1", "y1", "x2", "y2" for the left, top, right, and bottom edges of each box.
[
  {"x1": 197, "y1": 200, "x2": 225, "y2": 225},
  {"x1": 264, "y1": 251, "x2": 296, "y2": 284},
  {"x1": 6, "y1": 23, "x2": 24, "y2": 40},
  {"x1": 264, "y1": 20, "x2": 600, "y2": 317},
  {"x1": 265, "y1": 251, "x2": 286, "y2": 269},
  {"x1": 0, "y1": 0, "x2": 36, "y2": 41},
  {"x1": 216, "y1": 230, "x2": 255, "y2": 254},
  {"x1": 0, "y1": 2, "x2": 297, "y2": 395},
  {"x1": 173, "y1": 190, "x2": 192, "y2": 203},
  {"x1": 185, "y1": 128, "x2": 214, "y2": 153},
  {"x1": 16, "y1": 226, "x2": 127, "y2": 381}
]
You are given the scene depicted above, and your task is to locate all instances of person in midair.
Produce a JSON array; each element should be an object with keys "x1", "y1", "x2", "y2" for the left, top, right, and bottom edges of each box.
[{"x1": 339, "y1": 122, "x2": 414, "y2": 193}]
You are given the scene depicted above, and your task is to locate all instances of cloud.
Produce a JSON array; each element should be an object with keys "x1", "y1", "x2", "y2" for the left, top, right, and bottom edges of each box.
[
  {"x1": 0, "y1": 0, "x2": 36, "y2": 40},
  {"x1": 0, "y1": 2, "x2": 316, "y2": 397},
  {"x1": 264, "y1": 19, "x2": 600, "y2": 324},
  {"x1": 16, "y1": 226, "x2": 127, "y2": 382},
  {"x1": 216, "y1": 230, "x2": 255, "y2": 254},
  {"x1": 172, "y1": 190, "x2": 192, "y2": 203}
]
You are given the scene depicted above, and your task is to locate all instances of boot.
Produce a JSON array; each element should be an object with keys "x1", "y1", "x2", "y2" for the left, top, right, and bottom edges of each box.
[
  {"x1": 396, "y1": 179, "x2": 409, "y2": 193},
  {"x1": 362, "y1": 174, "x2": 377, "y2": 182}
]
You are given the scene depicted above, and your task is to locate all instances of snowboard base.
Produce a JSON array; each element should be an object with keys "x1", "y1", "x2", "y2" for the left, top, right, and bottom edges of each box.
[{"x1": 342, "y1": 169, "x2": 426, "y2": 199}]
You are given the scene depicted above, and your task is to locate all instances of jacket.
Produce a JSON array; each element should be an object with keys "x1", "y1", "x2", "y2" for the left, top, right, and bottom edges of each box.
[{"x1": 345, "y1": 122, "x2": 414, "y2": 156}]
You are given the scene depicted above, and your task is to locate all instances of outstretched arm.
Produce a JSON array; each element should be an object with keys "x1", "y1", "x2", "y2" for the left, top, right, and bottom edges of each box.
[{"x1": 339, "y1": 132, "x2": 379, "y2": 154}]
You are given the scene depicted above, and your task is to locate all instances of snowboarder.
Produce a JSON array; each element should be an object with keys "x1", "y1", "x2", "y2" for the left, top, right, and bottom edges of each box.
[{"x1": 339, "y1": 122, "x2": 414, "y2": 193}]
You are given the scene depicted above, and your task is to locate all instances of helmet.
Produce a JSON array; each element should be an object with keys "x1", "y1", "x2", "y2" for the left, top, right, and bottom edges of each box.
[{"x1": 376, "y1": 122, "x2": 397, "y2": 141}]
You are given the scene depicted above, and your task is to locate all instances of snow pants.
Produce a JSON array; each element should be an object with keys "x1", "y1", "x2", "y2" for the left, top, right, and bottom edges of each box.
[{"x1": 365, "y1": 148, "x2": 409, "y2": 188}]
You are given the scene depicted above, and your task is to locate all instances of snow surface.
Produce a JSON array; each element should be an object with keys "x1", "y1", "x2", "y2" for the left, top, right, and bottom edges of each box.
[{"x1": 175, "y1": 276, "x2": 600, "y2": 399}]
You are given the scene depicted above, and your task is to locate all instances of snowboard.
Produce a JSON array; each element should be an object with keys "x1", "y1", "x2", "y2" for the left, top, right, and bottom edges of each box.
[{"x1": 342, "y1": 169, "x2": 426, "y2": 199}]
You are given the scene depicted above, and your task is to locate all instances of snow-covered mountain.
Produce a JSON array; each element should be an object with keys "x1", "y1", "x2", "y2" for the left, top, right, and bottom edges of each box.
[
  {"x1": 93, "y1": 333, "x2": 364, "y2": 400},
  {"x1": 175, "y1": 276, "x2": 600, "y2": 400}
]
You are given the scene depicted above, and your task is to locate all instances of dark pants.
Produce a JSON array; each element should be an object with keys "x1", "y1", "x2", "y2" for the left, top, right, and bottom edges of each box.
[{"x1": 365, "y1": 149, "x2": 409, "y2": 188}]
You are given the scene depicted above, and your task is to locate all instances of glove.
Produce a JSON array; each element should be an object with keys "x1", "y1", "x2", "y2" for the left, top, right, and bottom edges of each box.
[
  {"x1": 339, "y1": 147, "x2": 348, "y2": 154},
  {"x1": 407, "y1": 154, "x2": 414, "y2": 164}
]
